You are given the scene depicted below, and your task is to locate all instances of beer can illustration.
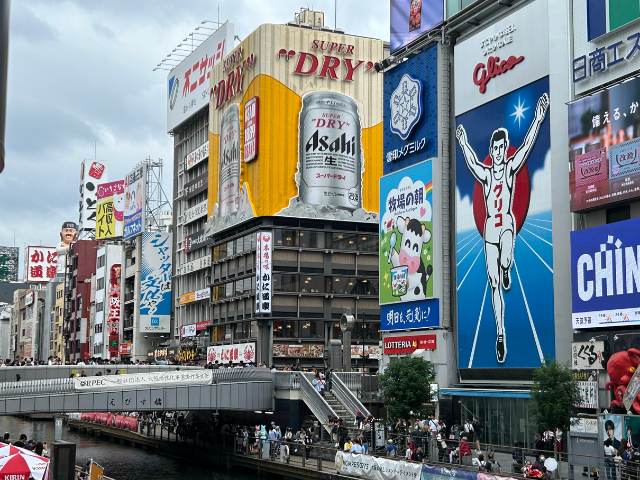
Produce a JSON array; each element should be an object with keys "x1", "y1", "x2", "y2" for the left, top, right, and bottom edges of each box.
[
  {"x1": 219, "y1": 103, "x2": 240, "y2": 217},
  {"x1": 298, "y1": 91, "x2": 362, "y2": 211}
]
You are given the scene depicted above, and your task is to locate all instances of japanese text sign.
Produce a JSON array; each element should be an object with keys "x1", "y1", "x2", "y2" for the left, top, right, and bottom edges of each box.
[
  {"x1": 25, "y1": 246, "x2": 57, "y2": 283},
  {"x1": 568, "y1": 75, "x2": 640, "y2": 211},
  {"x1": 255, "y1": 231, "x2": 272, "y2": 314}
]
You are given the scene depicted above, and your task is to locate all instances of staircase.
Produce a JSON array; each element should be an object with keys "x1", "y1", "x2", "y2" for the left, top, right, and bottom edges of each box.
[{"x1": 324, "y1": 390, "x2": 355, "y2": 426}]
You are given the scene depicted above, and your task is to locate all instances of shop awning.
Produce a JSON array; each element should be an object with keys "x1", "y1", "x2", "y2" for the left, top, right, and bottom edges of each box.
[{"x1": 439, "y1": 388, "x2": 531, "y2": 399}]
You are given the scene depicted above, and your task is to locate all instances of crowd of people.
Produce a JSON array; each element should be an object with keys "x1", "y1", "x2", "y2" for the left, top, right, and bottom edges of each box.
[{"x1": 0, "y1": 431, "x2": 48, "y2": 457}]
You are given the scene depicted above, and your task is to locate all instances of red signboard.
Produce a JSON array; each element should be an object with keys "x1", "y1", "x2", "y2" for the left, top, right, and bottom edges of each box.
[
  {"x1": 243, "y1": 96, "x2": 259, "y2": 162},
  {"x1": 383, "y1": 334, "x2": 436, "y2": 355}
]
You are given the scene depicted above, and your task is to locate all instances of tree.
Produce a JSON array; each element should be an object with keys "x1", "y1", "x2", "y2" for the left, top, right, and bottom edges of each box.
[
  {"x1": 531, "y1": 361, "x2": 581, "y2": 434},
  {"x1": 380, "y1": 357, "x2": 435, "y2": 421}
]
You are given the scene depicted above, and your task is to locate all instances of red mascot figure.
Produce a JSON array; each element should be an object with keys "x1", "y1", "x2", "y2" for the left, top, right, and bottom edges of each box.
[{"x1": 606, "y1": 348, "x2": 640, "y2": 413}]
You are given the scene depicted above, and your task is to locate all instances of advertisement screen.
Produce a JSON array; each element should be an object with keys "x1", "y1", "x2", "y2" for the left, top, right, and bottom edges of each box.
[
  {"x1": 383, "y1": 45, "x2": 438, "y2": 173},
  {"x1": 96, "y1": 180, "x2": 125, "y2": 240},
  {"x1": 455, "y1": 76, "x2": 554, "y2": 369},
  {"x1": 571, "y1": 217, "x2": 640, "y2": 329},
  {"x1": 379, "y1": 160, "x2": 434, "y2": 304},
  {"x1": 167, "y1": 23, "x2": 234, "y2": 132},
  {"x1": 390, "y1": 0, "x2": 444, "y2": 53},
  {"x1": 568, "y1": 76, "x2": 640, "y2": 211},
  {"x1": 124, "y1": 166, "x2": 145, "y2": 240},
  {"x1": 207, "y1": 24, "x2": 383, "y2": 236},
  {"x1": 0, "y1": 246, "x2": 19, "y2": 282},
  {"x1": 140, "y1": 232, "x2": 172, "y2": 333}
]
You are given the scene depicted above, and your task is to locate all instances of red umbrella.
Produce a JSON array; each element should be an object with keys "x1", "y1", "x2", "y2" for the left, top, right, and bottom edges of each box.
[{"x1": 0, "y1": 450, "x2": 49, "y2": 480}]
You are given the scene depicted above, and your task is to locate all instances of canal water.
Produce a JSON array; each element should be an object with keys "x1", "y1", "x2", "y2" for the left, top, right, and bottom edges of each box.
[{"x1": 0, "y1": 416, "x2": 263, "y2": 480}]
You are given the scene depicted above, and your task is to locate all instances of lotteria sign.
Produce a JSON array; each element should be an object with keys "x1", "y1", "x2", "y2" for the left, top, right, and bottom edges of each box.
[
  {"x1": 571, "y1": 217, "x2": 640, "y2": 329},
  {"x1": 384, "y1": 334, "x2": 436, "y2": 355}
]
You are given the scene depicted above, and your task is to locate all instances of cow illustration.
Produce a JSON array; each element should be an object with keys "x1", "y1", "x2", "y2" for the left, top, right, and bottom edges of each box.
[{"x1": 387, "y1": 216, "x2": 433, "y2": 301}]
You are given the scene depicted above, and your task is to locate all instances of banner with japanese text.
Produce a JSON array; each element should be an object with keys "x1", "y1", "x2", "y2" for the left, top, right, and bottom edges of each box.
[
  {"x1": 96, "y1": 180, "x2": 125, "y2": 240},
  {"x1": 569, "y1": 75, "x2": 640, "y2": 211},
  {"x1": 255, "y1": 231, "x2": 272, "y2": 314},
  {"x1": 139, "y1": 232, "x2": 172, "y2": 333}
]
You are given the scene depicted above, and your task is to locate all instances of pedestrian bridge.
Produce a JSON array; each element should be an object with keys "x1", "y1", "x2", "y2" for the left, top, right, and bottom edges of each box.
[{"x1": 0, "y1": 368, "x2": 273, "y2": 414}]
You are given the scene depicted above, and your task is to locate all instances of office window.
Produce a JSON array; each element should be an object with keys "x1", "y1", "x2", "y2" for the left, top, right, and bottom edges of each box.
[
  {"x1": 300, "y1": 275, "x2": 324, "y2": 294},
  {"x1": 299, "y1": 230, "x2": 324, "y2": 249},
  {"x1": 275, "y1": 229, "x2": 298, "y2": 247},
  {"x1": 606, "y1": 205, "x2": 630, "y2": 224},
  {"x1": 358, "y1": 234, "x2": 378, "y2": 252},
  {"x1": 331, "y1": 232, "x2": 357, "y2": 250},
  {"x1": 273, "y1": 320, "x2": 298, "y2": 338},
  {"x1": 273, "y1": 273, "x2": 299, "y2": 292},
  {"x1": 300, "y1": 319, "x2": 323, "y2": 338}
]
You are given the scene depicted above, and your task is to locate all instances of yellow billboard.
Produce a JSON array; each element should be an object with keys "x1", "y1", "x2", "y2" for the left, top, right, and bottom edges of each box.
[
  {"x1": 207, "y1": 24, "x2": 383, "y2": 234},
  {"x1": 95, "y1": 180, "x2": 125, "y2": 239}
]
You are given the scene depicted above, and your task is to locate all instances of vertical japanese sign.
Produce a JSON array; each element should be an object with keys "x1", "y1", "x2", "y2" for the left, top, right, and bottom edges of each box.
[
  {"x1": 78, "y1": 160, "x2": 107, "y2": 239},
  {"x1": 124, "y1": 165, "x2": 145, "y2": 240},
  {"x1": 576, "y1": 381, "x2": 599, "y2": 409},
  {"x1": 568, "y1": 76, "x2": 640, "y2": 211},
  {"x1": 140, "y1": 232, "x2": 172, "y2": 333},
  {"x1": 0, "y1": 246, "x2": 18, "y2": 281},
  {"x1": 107, "y1": 262, "x2": 122, "y2": 358},
  {"x1": 96, "y1": 180, "x2": 125, "y2": 240},
  {"x1": 25, "y1": 246, "x2": 57, "y2": 283},
  {"x1": 243, "y1": 96, "x2": 259, "y2": 162},
  {"x1": 255, "y1": 231, "x2": 272, "y2": 314}
]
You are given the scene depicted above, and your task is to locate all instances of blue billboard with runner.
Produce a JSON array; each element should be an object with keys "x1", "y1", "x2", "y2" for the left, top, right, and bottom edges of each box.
[{"x1": 455, "y1": 76, "x2": 555, "y2": 369}]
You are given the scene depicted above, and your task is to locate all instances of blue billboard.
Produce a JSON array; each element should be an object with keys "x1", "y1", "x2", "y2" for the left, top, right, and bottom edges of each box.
[
  {"x1": 455, "y1": 76, "x2": 554, "y2": 369},
  {"x1": 571, "y1": 217, "x2": 640, "y2": 329},
  {"x1": 140, "y1": 231, "x2": 172, "y2": 333},
  {"x1": 384, "y1": 45, "x2": 438, "y2": 174},
  {"x1": 390, "y1": 0, "x2": 444, "y2": 53},
  {"x1": 380, "y1": 298, "x2": 440, "y2": 332}
]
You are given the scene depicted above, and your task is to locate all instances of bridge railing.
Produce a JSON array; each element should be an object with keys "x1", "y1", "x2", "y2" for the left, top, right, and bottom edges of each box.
[
  {"x1": 0, "y1": 364, "x2": 199, "y2": 383},
  {"x1": 0, "y1": 377, "x2": 74, "y2": 397},
  {"x1": 331, "y1": 373, "x2": 371, "y2": 418},
  {"x1": 0, "y1": 368, "x2": 274, "y2": 398},
  {"x1": 273, "y1": 372, "x2": 300, "y2": 390}
]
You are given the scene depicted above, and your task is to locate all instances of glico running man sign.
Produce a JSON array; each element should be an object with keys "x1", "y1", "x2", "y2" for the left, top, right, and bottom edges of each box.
[
  {"x1": 571, "y1": 217, "x2": 640, "y2": 329},
  {"x1": 454, "y1": 0, "x2": 555, "y2": 371}
]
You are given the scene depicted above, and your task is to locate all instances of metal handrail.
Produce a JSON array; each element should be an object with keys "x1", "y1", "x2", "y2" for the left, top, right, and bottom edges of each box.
[
  {"x1": 298, "y1": 373, "x2": 337, "y2": 434},
  {"x1": 331, "y1": 373, "x2": 370, "y2": 418},
  {"x1": 334, "y1": 372, "x2": 362, "y2": 392},
  {"x1": 273, "y1": 372, "x2": 300, "y2": 390},
  {"x1": 0, "y1": 368, "x2": 273, "y2": 397}
]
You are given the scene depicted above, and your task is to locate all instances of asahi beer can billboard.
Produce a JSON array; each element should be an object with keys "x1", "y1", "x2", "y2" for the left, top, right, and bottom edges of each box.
[
  {"x1": 206, "y1": 24, "x2": 383, "y2": 236},
  {"x1": 219, "y1": 104, "x2": 241, "y2": 218},
  {"x1": 298, "y1": 91, "x2": 362, "y2": 210}
]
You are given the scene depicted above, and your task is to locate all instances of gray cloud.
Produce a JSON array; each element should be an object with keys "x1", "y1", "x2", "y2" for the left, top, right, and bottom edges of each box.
[{"x1": 0, "y1": 0, "x2": 388, "y2": 272}]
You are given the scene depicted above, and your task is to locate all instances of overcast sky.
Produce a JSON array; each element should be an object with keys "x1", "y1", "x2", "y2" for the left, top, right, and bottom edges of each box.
[{"x1": 0, "y1": 0, "x2": 388, "y2": 268}]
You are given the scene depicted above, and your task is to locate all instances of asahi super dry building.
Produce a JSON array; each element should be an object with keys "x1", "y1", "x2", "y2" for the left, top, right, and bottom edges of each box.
[{"x1": 205, "y1": 17, "x2": 385, "y2": 367}]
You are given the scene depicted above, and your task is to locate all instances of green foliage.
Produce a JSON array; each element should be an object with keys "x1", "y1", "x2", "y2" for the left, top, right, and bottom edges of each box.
[
  {"x1": 380, "y1": 357, "x2": 435, "y2": 421},
  {"x1": 531, "y1": 361, "x2": 582, "y2": 433}
]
